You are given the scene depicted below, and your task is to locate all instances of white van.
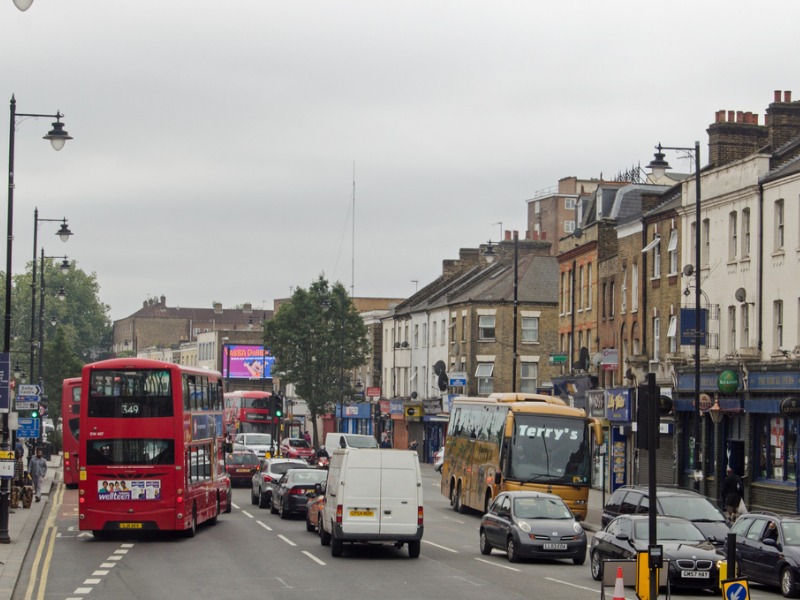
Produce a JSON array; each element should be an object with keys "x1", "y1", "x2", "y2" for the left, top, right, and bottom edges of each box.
[
  {"x1": 319, "y1": 448, "x2": 423, "y2": 558},
  {"x1": 324, "y1": 432, "x2": 379, "y2": 451}
]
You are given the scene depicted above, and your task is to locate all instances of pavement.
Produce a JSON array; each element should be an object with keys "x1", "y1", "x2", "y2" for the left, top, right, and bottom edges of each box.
[{"x1": 0, "y1": 452, "x2": 61, "y2": 599}]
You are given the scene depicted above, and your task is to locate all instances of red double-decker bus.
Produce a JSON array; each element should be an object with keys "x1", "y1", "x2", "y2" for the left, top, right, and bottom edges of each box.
[
  {"x1": 223, "y1": 390, "x2": 272, "y2": 435},
  {"x1": 61, "y1": 377, "x2": 81, "y2": 488},
  {"x1": 78, "y1": 358, "x2": 232, "y2": 538}
]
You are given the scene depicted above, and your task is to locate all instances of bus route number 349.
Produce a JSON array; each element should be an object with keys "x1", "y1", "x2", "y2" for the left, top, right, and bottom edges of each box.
[{"x1": 121, "y1": 403, "x2": 140, "y2": 415}]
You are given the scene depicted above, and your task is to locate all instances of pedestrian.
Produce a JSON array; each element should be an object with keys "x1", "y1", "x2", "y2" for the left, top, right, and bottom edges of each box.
[
  {"x1": 28, "y1": 447, "x2": 48, "y2": 502},
  {"x1": 303, "y1": 430, "x2": 311, "y2": 444},
  {"x1": 14, "y1": 439, "x2": 25, "y2": 487},
  {"x1": 380, "y1": 435, "x2": 392, "y2": 449},
  {"x1": 720, "y1": 465, "x2": 744, "y2": 521}
]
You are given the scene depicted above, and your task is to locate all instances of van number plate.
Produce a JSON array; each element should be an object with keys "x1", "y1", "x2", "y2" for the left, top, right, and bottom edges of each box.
[{"x1": 349, "y1": 510, "x2": 374, "y2": 517}]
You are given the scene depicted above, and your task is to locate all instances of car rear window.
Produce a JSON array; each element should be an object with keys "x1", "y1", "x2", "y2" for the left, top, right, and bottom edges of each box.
[
  {"x1": 227, "y1": 453, "x2": 259, "y2": 465},
  {"x1": 272, "y1": 462, "x2": 309, "y2": 475}
]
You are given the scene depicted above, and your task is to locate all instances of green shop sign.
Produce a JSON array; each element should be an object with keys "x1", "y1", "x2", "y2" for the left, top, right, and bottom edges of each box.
[{"x1": 718, "y1": 370, "x2": 739, "y2": 393}]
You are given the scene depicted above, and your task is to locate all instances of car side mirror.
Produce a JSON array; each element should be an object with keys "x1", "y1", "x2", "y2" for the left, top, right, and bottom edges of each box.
[{"x1": 615, "y1": 533, "x2": 630, "y2": 542}]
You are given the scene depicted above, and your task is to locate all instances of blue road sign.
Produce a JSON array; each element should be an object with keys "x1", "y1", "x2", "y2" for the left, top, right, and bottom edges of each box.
[{"x1": 17, "y1": 417, "x2": 40, "y2": 439}]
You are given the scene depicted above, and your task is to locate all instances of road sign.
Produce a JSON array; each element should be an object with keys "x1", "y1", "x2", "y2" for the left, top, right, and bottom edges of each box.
[
  {"x1": 18, "y1": 384, "x2": 43, "y2": 396},
  {"x1": 549, "y1": 353, "x2": 568, "y2": 364},
  {"x1": 449, "y1": 372, "x2": 467, "y2": 386},
  {"x1": 15, "y1": 401, "x2": 38, "y2": 411},
  {"x1": 366, "y1": 386, "x2": 381, "y2": 397},
  {"x1": 17, "y1": 417, "x2": 40, "y2": 439}
]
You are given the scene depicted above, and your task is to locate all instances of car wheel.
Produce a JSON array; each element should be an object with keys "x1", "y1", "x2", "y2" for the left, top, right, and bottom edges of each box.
[
  {"x1": 781, "y1": 566, "x2": 800, "y2": 598},
  {"x1": 573, "y1": 550, "x2": 586, "y2": 566},
  {"x1": 331, "y1": 531, "x2": 343, "y2": 557},
  {"x1": 506, "y1": 536, "x2": 520, "y2": 563},
  {"x1": 320, "y1": 520, "x2": 331, "y2": 546},
  {"x1": 259, "y1": 489, "x2": 270, "y2": 509},
  {"x1": 270, "y1": 496, "x2": 279, "y2": 514},
  {"x1": 306, "y1": 512, "x2": 315, "y2": 532},
  {"x1": 590, "y1": 550, "x2": 603, "y2": 581},
  {"x1": 408, "y1": 540, "x2": 421, "y2": 558},
  {"x1": 479, "y1": 529, "x2": 492, "y2": 555},
  {"x1": 279, "y1": 501, "x2": 288, "y2": 519},
  {"x1": 251, "y1": 487, "x2": 258, "y2": 505}
]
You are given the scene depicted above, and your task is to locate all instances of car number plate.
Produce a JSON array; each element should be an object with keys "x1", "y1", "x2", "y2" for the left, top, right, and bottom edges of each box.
[
  {"x1": 236, "y1": 468, "x2": 251, "y2": 472},
  {"x1": 119, "y1": 523, "x2": 143, "y2": 529},
  {"x1": 681, "y1": 570, "x2": 709, "y2": 579},
  {"x1": 543, "y1": 543, "x2": 568, "y2": 550},
  {"x1": 349, "y1": 510, "x2": 374, "y2": 517}
]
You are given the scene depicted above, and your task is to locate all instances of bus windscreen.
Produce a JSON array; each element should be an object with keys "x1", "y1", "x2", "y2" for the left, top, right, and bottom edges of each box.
[{"x1": 510, "y1": 415, "x2": 589, "y2": 484}]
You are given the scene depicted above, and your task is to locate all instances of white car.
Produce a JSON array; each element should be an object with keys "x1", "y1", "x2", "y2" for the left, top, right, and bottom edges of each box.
[
  {"x1": 235, "y1": 433, "x2": 274, "y2": 460},
  {"x1": 434, "y1": 447, "x2": 444, "y2": 472}
]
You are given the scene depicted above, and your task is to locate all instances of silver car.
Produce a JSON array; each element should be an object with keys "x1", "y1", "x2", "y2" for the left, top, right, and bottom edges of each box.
[{"x1": 251, "y1": 458, "x2": 309, "y2": 509}]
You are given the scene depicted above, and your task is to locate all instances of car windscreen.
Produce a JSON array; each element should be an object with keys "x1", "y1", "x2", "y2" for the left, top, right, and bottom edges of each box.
[
  {"x1": 659, "y1": 496, "x2": 725, "y2": 522},
  {"x1": 514, "y1": 497, "x2": 572, "y2": 519},
  {"x1": 345, "y1": 435, "x2": 379, "y2": 448},
  {"x1": 288, "y1": 439, "x2": 311, "y2": 448},
  {"x1": 244, "y1": 434, "x2": 272, "y2": 445},
  {"x1": 635, "y1": 519, "x2": 706, "y2": 542}
]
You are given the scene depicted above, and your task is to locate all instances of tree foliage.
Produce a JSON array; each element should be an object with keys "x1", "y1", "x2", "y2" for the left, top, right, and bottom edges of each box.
[{"x1": 265, "y1": 275, "x2": 369, "y2": 446}]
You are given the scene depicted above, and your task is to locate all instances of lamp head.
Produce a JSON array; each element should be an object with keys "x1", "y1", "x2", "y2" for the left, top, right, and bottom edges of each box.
[
  {"x1": 43, "y1": 114, "x2": 72, "y2": 151},
  {"x1": 56, "y1": 220, "x2": 73, "y2": 242},
  {"x1": 59, "y1": 258, "x2": 70, "y2": 274},
  {"x1": 483, "y1": 241, "x2": 497, "y2": 264}
]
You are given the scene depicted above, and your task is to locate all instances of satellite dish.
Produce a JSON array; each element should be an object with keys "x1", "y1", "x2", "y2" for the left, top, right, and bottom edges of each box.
[
  {"x1": 592, "y1": 352, "x2": 603, "y2": 367},
  {"x1": 735, "y1": 288, "x2": 747, "y2": 303},
  {"x1": 682, "y1": 264, "x2": 694, "y2": 277},
  {"x1": 433, "y1": 360, "x2": 446, "y2": 376},
  {"x1": 410, "y1": 391, "x2": 418, "y2": 399},
  {"x1": 573, "y1": 227, "x2": 583, "y2": 239}
]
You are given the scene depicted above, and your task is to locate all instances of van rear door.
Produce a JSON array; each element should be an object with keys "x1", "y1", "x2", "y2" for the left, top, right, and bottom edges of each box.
[
  {"x1": 341, "y1": 451, "x2": 381, "y2": 535},
  {"x1": 379, "y1": 451, "x2": 420, "y2": 536}
]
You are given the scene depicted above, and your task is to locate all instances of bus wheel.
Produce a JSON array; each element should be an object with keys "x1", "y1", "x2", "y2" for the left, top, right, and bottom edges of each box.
[
  {"x1": 224, "y1": 487, "x2": 232, "y2": 513},
  {"x1": 208, "y1": 496, "x2": 220, "y2": 526},
  {"x1": 184, "y1": 507, "x2": 197, "y2": 538}
]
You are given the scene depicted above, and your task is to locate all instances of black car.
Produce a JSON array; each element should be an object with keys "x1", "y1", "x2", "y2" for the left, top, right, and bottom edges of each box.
[
  {"x1": 271, "y1": 469, "x2": 328, "y2": 519},
  {"x1": 602, "y1": 485, "x2": 730, "y2": 549},
  {"x1": 730, "y1": 511, "x2": 800, "y2": 597},
  {"x1": 590, "y1": 515, "x2": 724, "y2": 591},
  {"x1": 251, "y1": 458, "x2": 309, "y2": 508},
  {"x1": 479, "y1": 491, "x2": 587, "y2": 564}
]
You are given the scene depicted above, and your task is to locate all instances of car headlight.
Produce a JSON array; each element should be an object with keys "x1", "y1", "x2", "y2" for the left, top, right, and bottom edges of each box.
[
  {"x1": 573, "y1": 522, "x2": 584, "y2": 534},
  {"x1": 517, "y1": 521, "x2": 531, "y2": 533}
]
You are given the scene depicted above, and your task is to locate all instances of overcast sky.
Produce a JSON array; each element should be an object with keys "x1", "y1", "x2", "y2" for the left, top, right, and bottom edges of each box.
[{"x1": 2, "y1": 1, "x2": 798, "y2": 322}]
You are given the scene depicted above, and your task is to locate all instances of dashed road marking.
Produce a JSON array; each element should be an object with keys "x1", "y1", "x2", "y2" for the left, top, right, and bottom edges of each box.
[
  {"x1": 302, "y1": 550, "x2": 326, "y2": 565},
  {"x1": 474, "y1": 557, "x2": 520, "y2": 572}
]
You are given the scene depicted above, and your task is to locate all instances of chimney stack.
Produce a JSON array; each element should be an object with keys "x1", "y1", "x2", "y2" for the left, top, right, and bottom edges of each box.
[
  {"x1": 707, "y1": 102, "x2": 768, "y2": 167},
  {"x1": 767, "y1": 90, "x2": 800, "y2": 150}
]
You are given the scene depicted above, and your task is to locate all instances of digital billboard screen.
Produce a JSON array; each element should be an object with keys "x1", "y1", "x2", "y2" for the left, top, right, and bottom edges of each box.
[{"x1": 222, "y1": 345, "x2": 274, "y2": 379}]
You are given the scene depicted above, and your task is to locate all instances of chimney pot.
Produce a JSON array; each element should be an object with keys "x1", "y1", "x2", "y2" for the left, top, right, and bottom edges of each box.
[
  {"x1": 736, "y1": 111, "x2": 744, "y2": 123},
  {"x1": 728, "y1": 110, "x2": 735, "y2": 122},
  {"x1": 775, "y1": 90, "x2": 782, "y2": 103},
  {"x1": 785, "y1": 91, "x2": 792, "y2": 103},
  {"x1": 716, "y1": 110, "x2": 725, "y2": 123},
  {"x1": 753, "y1": 113, "x2": 759, "y2": 125}
]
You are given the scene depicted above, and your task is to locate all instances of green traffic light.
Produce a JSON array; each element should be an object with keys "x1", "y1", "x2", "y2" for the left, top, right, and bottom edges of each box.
[{"x1": 31, "y1": 410, "x2": 39, "y2": 418}]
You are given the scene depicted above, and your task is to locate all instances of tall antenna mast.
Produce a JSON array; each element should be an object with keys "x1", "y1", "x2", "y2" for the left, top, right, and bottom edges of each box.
[{"x1": 351, "y1": 161, "x2": 355, "y2": 297}]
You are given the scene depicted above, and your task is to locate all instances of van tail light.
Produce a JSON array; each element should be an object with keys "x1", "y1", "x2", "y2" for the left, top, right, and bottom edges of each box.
[
  {"x1": 336, "y1": 504, "x2": 343, "y2": 524},
  {"x1": 418, "y1": 506, "x2": 424, "y2": 526}
]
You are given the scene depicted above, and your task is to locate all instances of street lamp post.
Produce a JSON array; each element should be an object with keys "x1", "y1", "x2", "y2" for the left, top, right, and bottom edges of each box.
[
  {"x1": 484, "y1": 231, "x2": 519, "y2": 392},
  {"x1": 2, "y1": 95, "x2": 72, "y2": 545},
  {"x1": 649, "y1": 141, "x2": 702, "y2": 488},
  {"x1": 37, "y1": 250, "x2": 69, "y2": 387},
  {"x1": 30, "y1": 209, "x2": 72, "y2": 378}
]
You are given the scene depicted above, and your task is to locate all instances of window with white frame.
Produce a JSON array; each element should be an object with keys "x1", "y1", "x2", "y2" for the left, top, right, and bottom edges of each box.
[
  {"x1": 702, "y1": 218, "x2": 710, "y2": 266},
  {"x1": 586, "y1": 263, "x2": 593, "y2": 310},
  {"x1": 729, "y1": 212, "x2": 738, "y2": 261},
  {"x1": 668, "y1": 316, "x2": 677, "y2": 353},
  {"x1": 520, "y1": 362, "x2": 538, "y2": 393},
  {"x1": 620, "y1": 266, "x2": 627, "y2": 313},
  {"x1": 742, "y1": 304, "x2": 750, "y2": 348},
  {"x1": 476, "y1": 363, "x2": 494, "y2": 395},
  {"x1": 461, "y1": 314, "x2": 466, "y2": 341},
  {"x1": 521, "y1": 317, "x2": 539, "y2": 342},
  {"x1": 775, "y1": 199, "x2": 785, "y2": 252},
  {"x1": 579, "y1": 265, "x2": 584, "y2": 311},
  {"x1": 602, "y1": 283, "x2": 607, "y2": 318},
  {"x1": 610, "y1": 282, "x2": 616, "y2": 317},
  {"x1": 565, "y1": 198, "x2": 576, "y2": 210},
  {"x1": 653, "y1": 238, "x2": 661, "y2": 278},
  {"x1": 775, "y1": 300, "x2": 784, "y2": 351},
  {"x1": 631, "y1": 263, "x2": 639, "y2": 312},
  {"x1": 478, "y1": 315, "x2": 495, "y2": 340},
  {"x1": 422, "y1": 323, "x2": 427, "y2": 347},
  {"x1": 432, "y1": 321, "x2": 437, "y2": 346},
  {"x1": 534, "y1": 200, "x2": 540, "y2": 214},
  {"x1": 565, "y1": 221, "x2": 576, "y2": 233},
  {"x1": 742, "y1": 208, "x2": 751, "y2": 258},
  {"x1": 728, "y1": 305, "x2": 737, "y2": 354},
  {"x1": 652, "y1": 317, "x2": 660, "y2": 362},
  {"x1": 441, "y1": 319, "x2": 446, "y2": 346},
  {"x1": 668, "y1": 229, "x2": 678, "y2": 274},
  {"x1": 414, "y1": 324, "x2": 419, "y2": 348},
  {"x1": 576, "y1": 199, "x2": 583, "y2": 224}
]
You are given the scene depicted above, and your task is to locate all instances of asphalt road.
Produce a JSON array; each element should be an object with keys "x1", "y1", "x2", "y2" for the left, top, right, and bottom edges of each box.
[{"x1": 13, "y1": 467, "x2": 787, "y2": 600}]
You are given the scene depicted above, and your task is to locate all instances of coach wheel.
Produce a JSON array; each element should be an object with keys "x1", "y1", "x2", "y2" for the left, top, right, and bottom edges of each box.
[{"x1": 484, "y1": 491, "x2": 493, "y2": 514}]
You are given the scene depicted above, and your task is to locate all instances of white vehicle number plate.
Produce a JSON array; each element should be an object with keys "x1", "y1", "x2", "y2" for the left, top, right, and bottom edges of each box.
[
  {"x1": 681, "y1": 570, "x2": 709, "y2": 579},
  {"x1": 543, "y1": 543, "x2": 567, "y2": 550}
]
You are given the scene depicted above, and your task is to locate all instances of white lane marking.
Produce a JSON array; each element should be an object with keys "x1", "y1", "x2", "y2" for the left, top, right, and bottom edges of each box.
[
  {"x1": 232, "y1": 502, "x2": 240, "y2": 509},
  {"x1": 92, "y1": 570, "x2": 110, "y2": 576},
  {"x1": 113, "y1": 549, "x2": 128, "y2": 554},
  {"x1": 422, "y1": 539, "x2": 459, "y2": 553},
  {"x1": 74, "y1": 587, "x2": 93, "y2": 594},
  {"x1": 107, "y1": 555, "x2": 123, "y2": 561},
  {"x1": 545, "y1": 577, "x2": 600, "y2": 593},
  {"x1": 257, "y1": 521, "x2": 272, "y2": 531},
  {"x1": 452, "y1": 576, "x2": 481, "y2": 586},
  {"x1": 442, "y1": 516, "x2": 465, "y2": 524},
  {"x1": 278, "y1": 534, "x2": 297, "y2": 546},
  {"x1": 84, "y1": 578, "x2": 102, "y2": 584},
  {"x1": 474, "y1": 557, "x2": 521, "y2": 572},
  {"x1": 120, "y1": 543, "x2": 134, "y2": 548},
  {"x1": 241, "y1": 510, "x2": 254, "y2": 518},
  {"x1": 100, "y1": 563, "x2": 116, "y2": 568},
  {"x1": 276, "y1": 577, "x2": 292, "y2": 589},
  {"x1": 302, "y1": 550, "x2": 327, "y2": 566}
]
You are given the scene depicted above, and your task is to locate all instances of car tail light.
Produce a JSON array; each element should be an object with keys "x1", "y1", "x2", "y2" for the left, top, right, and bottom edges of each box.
[
  {"x1": 418, "y1": 506, "x2": 424, "y2": 526},
  {"x1": 264, "y1": 475, "x2": 273, "y2": 482},
  {"x1": 289, "y1": 487, "x2": 305, "y2": 496},
  {"x1": 336, "y1": 504, "x2": 343, "y2": 524}
]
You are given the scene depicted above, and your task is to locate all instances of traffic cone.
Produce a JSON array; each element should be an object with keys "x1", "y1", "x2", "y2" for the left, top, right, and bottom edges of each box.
[{"x1": 612, "y1": 566, "x2": 625, "y2": 600}]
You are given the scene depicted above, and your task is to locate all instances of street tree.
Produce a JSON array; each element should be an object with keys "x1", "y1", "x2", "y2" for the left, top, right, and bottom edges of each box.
[{"x1": 265, "y1": 275, "x2": 369, "y2": 448}]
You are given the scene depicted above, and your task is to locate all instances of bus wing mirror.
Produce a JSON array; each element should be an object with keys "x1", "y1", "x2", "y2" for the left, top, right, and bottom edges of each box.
[{"x1": 494, "y1": 472, "x2": 502, "y2": 485}]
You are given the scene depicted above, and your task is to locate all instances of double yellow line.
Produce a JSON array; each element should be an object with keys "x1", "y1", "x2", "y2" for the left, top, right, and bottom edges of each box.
[{"x1": 22, "y1": 482, "x2": 64, "y2": 600}]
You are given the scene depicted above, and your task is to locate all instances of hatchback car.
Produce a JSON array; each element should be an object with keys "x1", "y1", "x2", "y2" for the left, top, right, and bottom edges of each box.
[
  {"x1": 271, "y1": 468, "x2": 328, "y2": 519},
  {"x1": 730, "y1": 511, "x2": 800, "y2": 597},
  {"x1": 280, "y1": 438, "x2": 315, "y2": 461},
  {"x1": 305, "y1": 484, "x2": 325, "y2": 533},
  {"x1": 251, "y1": 458, "x2": 309, "y2": 508},
  {"x1": 479, "y1": 491, "x2": 586, "y2": 564},
  {"x1": 225, "y1": 451, "x2": 261, "y2": 486},
  {"x1": 601, "y1": 485, "x2": 730, "y2": 549},
  {"x1": 590, "y1": 515, "x2": 724, "y2": 591},
  {"x1": 235, "y1": 432, "x2": 274, "y2": 460}
]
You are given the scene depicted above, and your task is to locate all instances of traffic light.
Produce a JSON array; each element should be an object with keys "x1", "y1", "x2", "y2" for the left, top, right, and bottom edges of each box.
[
  {"x1": 31, "y1": 406, "x2": 40, "y2": 419},
  {"x1": 272, "y1": 394, "x2": 283, "y2": 419}
]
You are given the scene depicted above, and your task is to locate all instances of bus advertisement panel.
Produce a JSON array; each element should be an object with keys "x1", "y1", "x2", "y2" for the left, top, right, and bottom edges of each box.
[
  {"x1": 61, "y1": 377, "x2": 81, "y2": 488},
  {"x1": 441, "y1": 393, "x2": 602, "y2": 520},
  {"x1": 223, "y1": 390, "x2": 273, "y2": 435},
  {"x1": 78, "y1": 358, "x2": 232, "y2": 538}
]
